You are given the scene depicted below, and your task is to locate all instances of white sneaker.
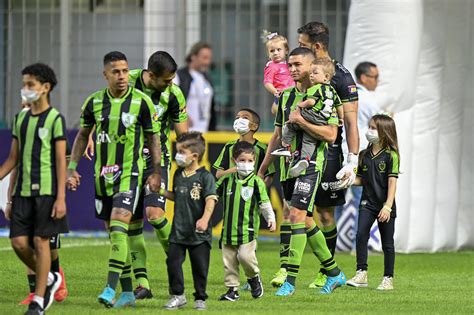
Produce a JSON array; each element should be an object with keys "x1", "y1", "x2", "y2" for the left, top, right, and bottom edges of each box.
[
  {"x1": 377, "y1": 276, "x2": 394, "y2": 290},
  {"x1": 163, "y1": 294, "x2": 187, "y2": 309},
  {"x1": 194, "y1": 299, "x2": 206, "y2": 310},
  {"x1": 346, "y1": 270, "x2": 368, "y2": 287},
  {"x1": 271, "y1": 148, "x2": 291, "y2": 157},
  {"x1": 289, "y1": 159, "x2": 309, "y2": 178}
]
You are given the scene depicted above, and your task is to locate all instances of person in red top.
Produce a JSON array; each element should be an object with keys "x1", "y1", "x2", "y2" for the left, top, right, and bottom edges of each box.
[{"x1": 262, "y1": 30, "x2": 295, "y2": 114}]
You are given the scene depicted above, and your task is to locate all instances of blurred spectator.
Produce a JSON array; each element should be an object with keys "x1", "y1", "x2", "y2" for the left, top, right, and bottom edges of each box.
[{"x1": 175, "y1": 42, "x2": 216, "y2": 132}]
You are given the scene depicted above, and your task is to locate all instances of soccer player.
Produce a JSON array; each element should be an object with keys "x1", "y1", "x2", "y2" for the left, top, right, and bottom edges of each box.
[
  {"x1": 216, "y1": 141, "x2": 276, "y2": 301},
  {"x1": 127, "y1": 51, "x2": 188, "y2": 299},
  {"x1": 213, "y1": 108, "x2": 275, "y2": 186},
  {"x1": 0, "y1": 63, "x2": 68, "y2": 314},
  {"x1": 297, "y1": 22, "x2": 360, "y2": 288},
  {"x1": 258, "y1": 47, "x2": 345, "y2": 296},
  {"x1": 66, "y1": 51, "x2": 161, "y2": 308},
  {"x1": 160, "y1": 132, "x2": 217, "y2": 311}
]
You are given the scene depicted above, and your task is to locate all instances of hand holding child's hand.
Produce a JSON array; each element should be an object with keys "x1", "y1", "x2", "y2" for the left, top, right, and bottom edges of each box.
[
  {"x1": 195, "y1": 218, "x2": 208, "y2": 233},
  {"x1": 378, "y1": 208, "x2": 391, "y2": 223},
  {"x1": 273, "y1": 90, "x2": 281, "y2": 98},
  {"x1": 268, "y1": 221, "x2": 276, "y2": 232},
  {"x1": 230, "y1": 166, "x2": 237, "y2": 174}
]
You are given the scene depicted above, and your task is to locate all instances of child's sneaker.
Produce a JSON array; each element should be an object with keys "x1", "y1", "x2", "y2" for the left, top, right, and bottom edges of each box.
[
  {"x1": 247, "y1": 275, "x2": 264, "y2": 298},
  {"x1": 218, "y1": 288, "x2": 240, "y2": 301},
  {"x1": 194, "y1": 299, "x2": 207, "y2": 310},
  {"x1": 271, "y1": 147, "x2": 291, "y2": 157},
  {"x1": 25, "y1": 301, "x2": 44, "y2": 315},
  {"x1": 347, "y1": 270, "x2": 368, "y2": 287},
  {"x1": 163, "y1": 294, "x2": 187, "y2": 309},
  {"x1": 289, "y1": 158, "x2": 309, "y2": 178},
  {"x1": 376, "y1": 276, "x2": 393, "y2": 290}
]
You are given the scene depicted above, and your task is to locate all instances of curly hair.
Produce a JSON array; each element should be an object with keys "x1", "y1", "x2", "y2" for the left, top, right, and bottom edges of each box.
[{"x1": 21, "y1": 63, "x2": 58, "y2": 93}]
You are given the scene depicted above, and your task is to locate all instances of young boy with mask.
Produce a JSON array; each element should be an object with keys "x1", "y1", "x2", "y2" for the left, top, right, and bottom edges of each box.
[
  {"x1": 160, "y1": 132, "x2": 217, "y2": 311},
  {"x1": 216, "y1": 141, "x2": 276, "y2": 301},
  {"x1": 213, "y1": 108, "x2": 275, "y2": 186}
]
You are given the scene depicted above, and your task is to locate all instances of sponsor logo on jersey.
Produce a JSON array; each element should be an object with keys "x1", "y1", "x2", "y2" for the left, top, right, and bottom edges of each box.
[
  {"x1": 348, "y1": 85, "x2": 357, "y2": 94},
  {"x1": 96, "y1": 131, "x2": 132, "y2": 144},
  {"x1": 100, "y1": 164, "x2": 122, "y2": 183}
]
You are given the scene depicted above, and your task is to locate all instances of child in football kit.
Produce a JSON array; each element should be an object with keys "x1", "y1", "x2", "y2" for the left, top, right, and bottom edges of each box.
[
  {"x1": 160, "y1": 132, "x2": 217, "y2": 311},
  {"x1": 346, "y1": 114, "x2": 400, "y2": 290},
  {"x1": 272, "y1": 57, "x2": 344, "y2": 178},
  {"x1": 262, "y1": 30, "x2": 295, "y2": 115},
  {"x1": 216, "y1": 141, "x2": 276, "y2": 301}
]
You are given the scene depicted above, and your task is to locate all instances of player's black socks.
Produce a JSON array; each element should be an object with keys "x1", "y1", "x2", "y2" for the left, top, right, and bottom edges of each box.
[
  {"x1": 107, "y1": 272, "x2": 120, "y2": 291},
  {"x1": 27, "y1": 274, "x2": 36, "y2": 293},
  {"x1": 51, "y1": 257, "x2": 60, "y2": 273}
]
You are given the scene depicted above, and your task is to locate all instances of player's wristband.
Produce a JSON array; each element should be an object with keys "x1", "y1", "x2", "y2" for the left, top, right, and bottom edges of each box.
[
  {"x1": 68, "y1": 161, "x2": 78, "y2": 171},
  {"x1": 383, "y1": 204, "x2": 392, "y2": 212}
]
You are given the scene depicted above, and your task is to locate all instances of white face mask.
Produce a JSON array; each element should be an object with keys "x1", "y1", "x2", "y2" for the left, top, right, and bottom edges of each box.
[
  {"x1": 175, "y1": 153, "x2": 192, "y2": 167},
  {"x1": 236, "y1": 161, "x2": 255, "y2": 177},
  {"x1": 366, "y1": 129, "x2": 379, "y2": 144},
  {"x1": 21, "y1": 88, "x2": 40, "y2": 104},
  {"x1": 233, "y1": 118, "x2": 251, "y2": 135}
]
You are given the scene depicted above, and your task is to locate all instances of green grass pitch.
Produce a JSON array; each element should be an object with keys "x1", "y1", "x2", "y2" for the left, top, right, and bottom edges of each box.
[{"x1": 0, "y1": 237, "x2": 472, "y2": 314}]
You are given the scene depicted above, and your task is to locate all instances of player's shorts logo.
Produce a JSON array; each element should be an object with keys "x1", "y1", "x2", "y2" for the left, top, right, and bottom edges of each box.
[{"x1": 296, "y1": 181, "x2": 311, "y2": 194}]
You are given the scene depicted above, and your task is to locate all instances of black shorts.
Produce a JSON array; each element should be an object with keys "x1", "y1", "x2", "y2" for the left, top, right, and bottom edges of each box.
[
  {"x1": 135, "y1": 164, "x2": 170, "y2": 220},
  {"x1": 315, "y1": 157, "x2": 346, "y2": 208},
  {"x1": 10, "y1": 196, "x2": 69, "y2": 239},
  {"x1": 28, "y1": 234, "x2": 61, "y2": 250},
  {"x1": 282, "y1": 167, "x2": 321, "y2": 213},
  {"x1": 95, "y1": 189, "x2": 140, "y2": 221}
]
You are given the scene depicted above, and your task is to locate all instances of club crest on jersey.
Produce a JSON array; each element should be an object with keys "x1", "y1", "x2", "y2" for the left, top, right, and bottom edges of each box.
[
  {"x1": 321, "y1": 182, "x2": 329, "y2": 191},
  {"x1": 154, "y1": 104, "x2": 165, "y2": 119},
  {"x1": 38, "y1": 127, "x2": 49, "y2": 140},
  {"x1": 190, "y1": 183, "x2": 202, "y2": 200},
  {"x1": 241, "y1": 187, "x2": 254, "y2": 201},
  {"x1": 121, "y1": 112, "x2": 136, "y2": 128},
  {"x1": 378, "y1": 161, "x2": 386, "y2": 172}
]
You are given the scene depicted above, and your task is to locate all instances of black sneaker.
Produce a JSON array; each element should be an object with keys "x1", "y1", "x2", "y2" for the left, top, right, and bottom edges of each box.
[
  {"x1": 248, "y1": 275, "x2": 264, "y2": 298},
  {"x1": 43, "y1": 272, "x2": 62, "y2": 311},
  {"x1": 134, "y1": 285, "x2": 153, "y2": 299},
  {"x1": 25, "y1": 301, "x2": 44, "y2": 315},
  {"x1": 218, "y1": 288, "x2": 240, "y2": 302}
]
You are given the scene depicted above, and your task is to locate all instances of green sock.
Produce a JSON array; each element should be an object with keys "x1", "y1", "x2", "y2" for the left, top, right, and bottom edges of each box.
[
  {"x1": 280, "y1": 222, "x2": 292, "y2": 269},
  {"x1": 306, "y1": 224, "x2": 340, "y2": 276},
  {"x1": 128, "y1": 221, "x2": 150, "y2": 289},
  {"x1": 108, "y1": 220, "x2": 129, "y2": 290},
  {"x1": 120, "y1": 246, "x2": 133, "y2": 292},
  {"x1": 321, "y1": 223, "x2": 338, "y2": 256},
  {"x1": 286, "y1": 223, "x2": 307, "y2": 286},
  {"x1": 149, "y1": 217, "x2": 171, "y2": 253}
]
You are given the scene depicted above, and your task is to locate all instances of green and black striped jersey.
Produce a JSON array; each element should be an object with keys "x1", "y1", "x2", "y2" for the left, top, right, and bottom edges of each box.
[
  {"x1": 216, "y1": 172, "x2": 269, "y2": 245},
  {"x1": 275, "y1": 86, "x2": 337, "y2": 181},
  {"x1": 212, "y1": 139, "x2": 276, "y2": 177},
  {"x1": 129, "y1": 69, "x2": 187, "y2": 168},
  {"x1": 11, "y1": 106, "x2": 67, "y2": 197},
  {"x1": 80, "y1": 86, "x2": 160, "y2": 197}
]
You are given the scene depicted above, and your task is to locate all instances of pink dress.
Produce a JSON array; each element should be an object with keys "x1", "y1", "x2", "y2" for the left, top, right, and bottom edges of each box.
[{"x1": 263, "y1": 61, "x2": 295, "y2": 91}]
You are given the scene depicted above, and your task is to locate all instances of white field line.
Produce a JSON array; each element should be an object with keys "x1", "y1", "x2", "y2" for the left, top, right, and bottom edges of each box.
[{"x1": 0, "y1": 239, "x2": 109, "y2": 251}]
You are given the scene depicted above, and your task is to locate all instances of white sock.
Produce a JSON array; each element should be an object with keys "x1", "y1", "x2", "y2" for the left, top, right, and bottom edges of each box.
[
  {"x1": 32, "y1": 295, "x2": 44, "y2": 308},
  {"x1": 47, "y1": 272, "x2": 55, "y2": 286}
]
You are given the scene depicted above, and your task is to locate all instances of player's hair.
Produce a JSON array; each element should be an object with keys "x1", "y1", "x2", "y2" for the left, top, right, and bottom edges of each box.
[
  {"x1": 21, "y1": 63, "x2": 58, "y2": 94},
  {"x1": 185, "y1": 42, "x2": 212, "y2": 64},
  {"x1": 176, "y1": 131, "x2": 206, "y2": 162},
  {"x1": 312, "y1": 57, "x2": 335, "y2": 80},
  {"x1": 148, "y1": 51, "x2": 178, "y2": 76},
  {"x1": 238, "y1": 108, "x2": 261, "y2": 131},
  {"x1": 355, "y1": 61, "x2": 377, "y2": 80},
  {"x1": 288, "y1": 47, "x2": 315, "y2": 58},
  {"x1": 103, "y1": 51, "x2": 127, "y2": 65},
  {"x1": 232, "y1": 141, "x2": 255, "y2": 159},
  {"x1": 261, "y1": 30, "x2": 289, "y2": 58},
  {"x1": 297, "y1": 21, "x2": 330, "y2": 51},
  {"x1": 361, "y1": 114, "x2": 400, "y2": 168}
]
